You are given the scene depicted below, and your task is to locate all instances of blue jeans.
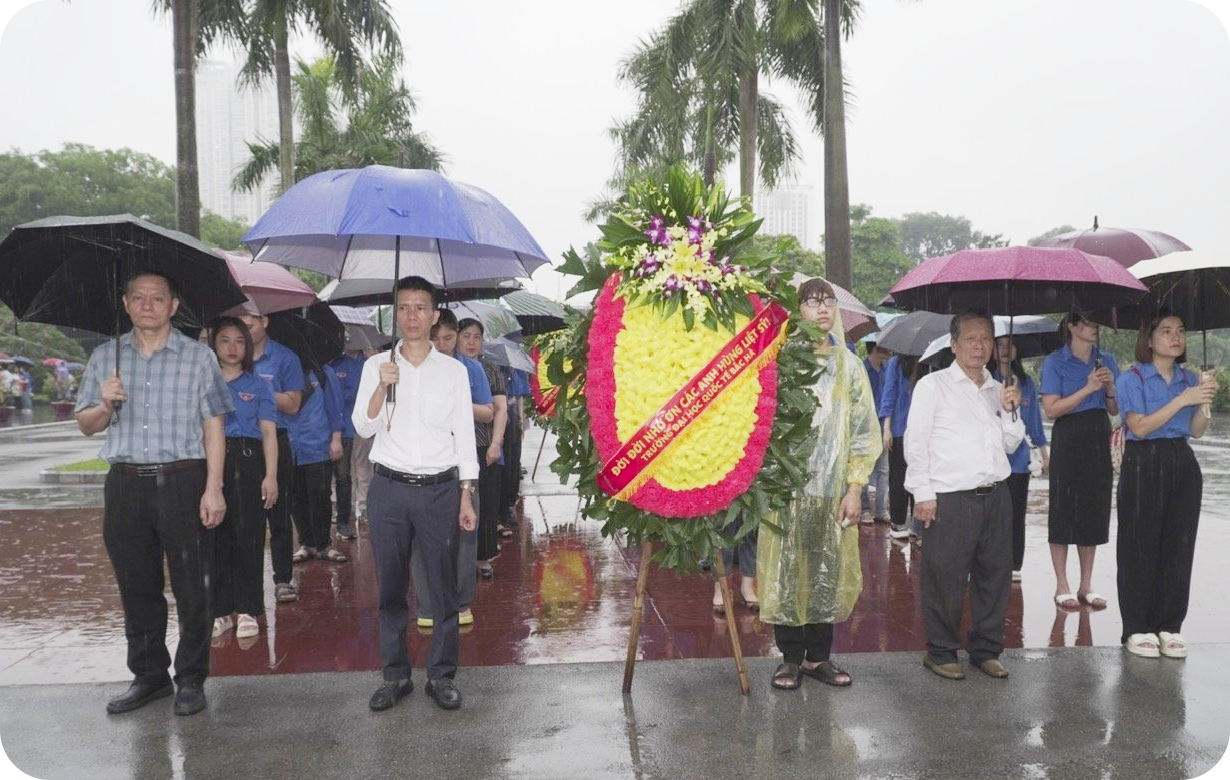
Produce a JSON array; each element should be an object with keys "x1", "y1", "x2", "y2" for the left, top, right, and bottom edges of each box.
[{"x1": 861, "y1": 451, "x2": 890, "y2": 516}]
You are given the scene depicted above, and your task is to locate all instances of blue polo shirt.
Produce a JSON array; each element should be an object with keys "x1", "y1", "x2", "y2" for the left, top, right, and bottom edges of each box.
[
  {"x1": 287, "y1": 365, "x2": 344, "y2": 465},
  {"x1": 224, "y1": 371, "x2": 276, "y2": 439},
  {"x1": 254, "y1": 338, "x2": 304, "y2": 430},
  {"x1": 457, "y1": 354, "x2": 493, "y2": 405},
  {"x1": 992, "y1": 371, "x2": 1048, "y2": 473},
  {"x1": 507, "y1": 368, "x2": 531, "y2": 398},
  {"x1": 1040, "y1": 345, "x2": 1120, "y2": 415},
  {"x1": 863, "y1": 356, "x2": 886, "y2": 419},
  {"x1": 328, "y1": 353, "x2": 364, "y2": 439},
  {"x1": 878, "y1": 356, "x2": 914, "y2": 438},
  {"x1": 1116, "y1": 363, "x2": 1198, "y2": 441}
]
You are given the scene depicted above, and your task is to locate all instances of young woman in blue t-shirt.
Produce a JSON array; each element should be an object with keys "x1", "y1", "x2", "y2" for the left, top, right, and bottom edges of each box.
[{"x1": 1115, "y1": 312, "x2": 1215, "y2": 659}]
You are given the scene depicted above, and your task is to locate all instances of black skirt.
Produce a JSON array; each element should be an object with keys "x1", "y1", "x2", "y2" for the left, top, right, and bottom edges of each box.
[{"x1": 1047, "y1": 408, "x2": 1112, "y2": 545}]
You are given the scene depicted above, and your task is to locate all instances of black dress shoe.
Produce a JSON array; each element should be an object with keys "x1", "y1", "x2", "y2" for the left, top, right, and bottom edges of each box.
[
  {"x1": 426, "y1": 678, "x2": 462, "y2": 710},
  {"x1": 173, "y1": 684, "x2": 207, "y2": 716},
  {"x1": 369, "y1": 679, "x2": 412, "y2": 711},
  {"x1": 106, "y1": 680, "x2": 173, "y2": 714}
]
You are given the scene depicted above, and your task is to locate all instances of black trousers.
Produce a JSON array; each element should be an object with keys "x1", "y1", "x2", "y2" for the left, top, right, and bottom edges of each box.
[
  {"x1": 368, "y1": 472, "x2": 461, "y2": 681},
  {"x1": 103, "y1": 464, "x2": 212, "y2": 687},
  {"x1": 774, "y1": 622, "x2": 834, "y2": 665},
  {"x1": 502, "y1": 404, "x2": 523, "y2": 517},
  {"x1": 476, "y1": 448, "x2": 502, "y2": 562},
  {"x1": 888, "y1": 437, "x2": 914, "y2": 526},
  {"x1": 291, "y1": 459, "x2": 334, "y2": 551},
  {"x1": 1116, "y1": 439, "x2": 1202, "y2": 643},
  {"x1": 215, "y1": 438, "x2": 266, "y2": 617},
  {"x1": 332, "y1": 436, "x2": 354, "y2": 525},
  {"x1": 267, "y1": 429, "x2": 295, "y2": 585},
  {"x1": 1006, "y1": 472, "x2": 1030, "y2": 571},
  {"x1": 922, "y1": 484, "x2": 1012, "y2": 665}
]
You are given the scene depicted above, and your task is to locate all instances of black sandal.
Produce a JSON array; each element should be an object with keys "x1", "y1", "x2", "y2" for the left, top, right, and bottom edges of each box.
[
  {"x1": 771, "y1": 662, "x2": 802, "y2": 690},
  {"x1": 801, "y1": 660, "x2": 852, "y2": 687}
]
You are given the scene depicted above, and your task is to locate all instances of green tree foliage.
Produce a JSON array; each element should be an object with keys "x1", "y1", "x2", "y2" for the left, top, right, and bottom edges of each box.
[
  {"x1": 232, "y1": 0, "x2": 403, "y2": 191},
  {"x1": 0, "y1": 307, "x2": 87, "y2": 365},
  {"x1": 200, "y1": 211, "x2": 251, "y2": 250},
  {"x1": 0, "y1": 144, "x2": 175, "y2": 236},
  {"x1": 1027, "y1": 225, "x2": 1078, "y2": 246},
  {"x1": 848, "y1": 204, "x2": 912, "y2": 307},
  {"x1": 740, "y1": 234, "x2": 825, "y2": 279},
  {"x1": 607, "y1": 0, "x2": 860, "y2": 214},
  {"x1": 234, "y1": 55, "x2": 444, "y2": 191},
  {"x1": 895, "y1": 211, "x2": 1006, "y2": 263}
]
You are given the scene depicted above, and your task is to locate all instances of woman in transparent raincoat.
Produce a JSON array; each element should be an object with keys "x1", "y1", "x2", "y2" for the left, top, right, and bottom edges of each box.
[{"x1": 759, "y1": 277, "x2": 883, "y2": 690}]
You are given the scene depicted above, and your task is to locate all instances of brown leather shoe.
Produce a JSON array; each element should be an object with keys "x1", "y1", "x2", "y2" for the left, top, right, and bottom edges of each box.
[
  {"x1": 923, "y1": 655, "x2": 965, "y2": 680},
  {"x1": 977, "y1": 658, "x2": 1009, "y2": 678}
]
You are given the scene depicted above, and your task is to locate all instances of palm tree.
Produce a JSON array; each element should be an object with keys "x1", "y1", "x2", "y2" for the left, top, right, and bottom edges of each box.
[
  {"x1": 236, "y1": 0, "x2": 402, "y2": 192},
  {"x1": 171, "y1": 0, "x2": 200, "y2": 237},
  {"x1": 823, "y1": 0, "x2": 853, "y2": 288},
  {"x1": 610, "y1": 0, "x2": 859, "y2": 209},
  {"x1": 233, "y1": 54, "x2": 444, "y2": 191}
]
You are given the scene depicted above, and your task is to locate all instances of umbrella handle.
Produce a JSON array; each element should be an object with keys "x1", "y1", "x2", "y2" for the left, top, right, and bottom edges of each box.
[{"x1": 386, "y1": 348, "x2": 396, "y2": 404}]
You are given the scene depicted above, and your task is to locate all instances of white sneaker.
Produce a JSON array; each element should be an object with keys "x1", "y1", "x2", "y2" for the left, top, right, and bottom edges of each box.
[
  {"x1": 889, "y1": 524, "x2": 910, "y2": 539},
  {"x1": 1011, "y1": 570, "x2": 1022, "y2": 582},
  {"x1": 212, "y1": 615, "x2": 233, "y2": 638}
]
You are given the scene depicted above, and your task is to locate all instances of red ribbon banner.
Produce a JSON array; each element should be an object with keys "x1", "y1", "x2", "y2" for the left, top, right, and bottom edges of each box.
[{"x1": 596, "y1": 301, "x2": 790, "y2": 500}]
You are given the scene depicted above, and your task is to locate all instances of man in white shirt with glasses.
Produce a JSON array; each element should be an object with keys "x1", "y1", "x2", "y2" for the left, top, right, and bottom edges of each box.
[
  {"x1": 905, "y1": 308, "x2": 1023, "y2": 681},
  {"x1": 353, "y1": 275, "x2": 478, "y2": 712}
]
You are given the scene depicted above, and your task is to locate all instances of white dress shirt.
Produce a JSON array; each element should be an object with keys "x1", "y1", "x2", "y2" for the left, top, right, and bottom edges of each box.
[
  {"x1": 352, "y1": 343, "x2": 479, "y2": 481},
  {"x1": 903, "y1": 361, "x2": 1026, "y2": 503}
]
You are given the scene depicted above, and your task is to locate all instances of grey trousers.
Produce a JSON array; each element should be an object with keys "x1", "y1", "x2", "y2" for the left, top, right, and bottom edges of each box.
[
  {"x1": 367, "y1": 473, "x2": 460, "y2": 682},
  {"x1": 413, "y1": 487, "x2": 477, "y2": 617},
  {"x1": 921, "y1": 483, "x2": 1012, "y2": 665}
]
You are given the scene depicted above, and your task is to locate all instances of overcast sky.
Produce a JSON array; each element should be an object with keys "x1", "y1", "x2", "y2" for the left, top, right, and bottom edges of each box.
[{"x1": 1, "y1": 0, "x2": 1229, "y2": 301}]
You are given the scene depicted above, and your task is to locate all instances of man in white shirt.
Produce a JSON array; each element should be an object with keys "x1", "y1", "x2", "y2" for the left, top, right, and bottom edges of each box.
[
  {"x1": 905, "y1": 309, "x2": 1024, "y2": 681},
  {"x1": 352, "y1": 276, "x2": 479, "y2": 712}
]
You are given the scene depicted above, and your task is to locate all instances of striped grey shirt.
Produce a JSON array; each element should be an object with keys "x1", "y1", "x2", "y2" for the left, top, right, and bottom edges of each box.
[{"x1": 75, "y1": 330, "x2": 233, "y2": 464}]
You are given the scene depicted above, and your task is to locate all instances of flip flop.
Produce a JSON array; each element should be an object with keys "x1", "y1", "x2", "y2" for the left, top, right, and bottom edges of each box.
[
  {"x1": 1054, "y1": 593, "x2": 1080, "y2": 610},
  {"x1": 801, "y1": 660, "x2": 852, "y2": 687},
  {"x1": 1079, "y1": 592, "x2": 1108, "y2": 610},
  {"x1": 318, "y1": 548, "x2": 349, "y2": 563},
  {"x1": 771, "y1": 662, "x2": 802, "y2": 690}
]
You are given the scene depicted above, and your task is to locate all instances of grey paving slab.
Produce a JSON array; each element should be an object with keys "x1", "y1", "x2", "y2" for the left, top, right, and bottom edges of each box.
[{"x1": 1, "y1": 647, "x2": 1228, "y2": 780}]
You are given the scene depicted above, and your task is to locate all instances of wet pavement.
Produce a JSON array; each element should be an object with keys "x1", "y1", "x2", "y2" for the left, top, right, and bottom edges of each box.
[{"x1": 1, "y1": 422, "x2": 1229, "y2": 778}]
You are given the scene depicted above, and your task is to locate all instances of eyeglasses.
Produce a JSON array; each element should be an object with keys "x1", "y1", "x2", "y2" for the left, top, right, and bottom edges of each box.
[{"x1": 800, "y1": 296, "x2": 839, "y2": 309}]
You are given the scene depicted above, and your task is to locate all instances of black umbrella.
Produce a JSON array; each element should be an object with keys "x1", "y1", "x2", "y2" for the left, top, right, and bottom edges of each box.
[
  {"x1": 0, "y1": 214, "x2": 246, "y2": 334},
  {"x1": 875, "y1": 311, "x2": 954, "y2": 357},
  {"x1": 0, "y1": 214, "x2": 247, "y2": 410},
  {"x1": 265, "y1": 301, "x2": 345, "y2": 369},
  {"x1": 499, "y1": 290, "x2": 568, "y2": 335}
]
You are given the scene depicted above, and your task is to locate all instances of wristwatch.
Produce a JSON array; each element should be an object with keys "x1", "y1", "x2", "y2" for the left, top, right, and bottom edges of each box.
[{"x1": 460, "y1": 480, "x2": 476, "y2": 495}]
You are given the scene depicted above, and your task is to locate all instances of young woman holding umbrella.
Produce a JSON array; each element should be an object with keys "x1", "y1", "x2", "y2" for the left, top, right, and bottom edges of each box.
[
  {"x1": 1115, "y1": 312, "x2": 1215, "y2": 658},
  {"x1": 1040, "y1": 311, "x2": 1119, "y2": 611}
]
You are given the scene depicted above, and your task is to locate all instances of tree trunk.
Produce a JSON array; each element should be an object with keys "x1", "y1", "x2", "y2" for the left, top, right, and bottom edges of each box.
[
  {"x1": 822, "y1": 0, "x2": 852, "y2": 289},
  {"x1": 172, "y1": 0, "x2": 200, "y2": 237},
  {"x1": 737, "y1": 68, "x2": 758, "y2": 206},
  {"x1": 275, "y1": 24, "x2": 295, "y2": 191}
]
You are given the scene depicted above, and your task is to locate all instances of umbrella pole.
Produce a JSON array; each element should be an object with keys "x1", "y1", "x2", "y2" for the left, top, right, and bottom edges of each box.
[
  {"x1": 388, "y1": 237, "x2": 400, "y2": 404},
  {"x1": 1005, "y1": 282, "x2": 1017, "y2": 421},
  {"x1": 112, "y1": 252, "x2": 123, "y2": 413}
]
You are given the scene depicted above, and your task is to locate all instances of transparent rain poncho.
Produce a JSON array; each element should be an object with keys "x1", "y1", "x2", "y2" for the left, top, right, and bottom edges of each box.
[{"x1": 758, "y1": 296, "x2": 883, "y2": 626}]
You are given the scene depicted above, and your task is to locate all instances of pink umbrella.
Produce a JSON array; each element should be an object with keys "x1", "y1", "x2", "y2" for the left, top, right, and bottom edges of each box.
[
  {"x1": 220, "y1": 250, "x2": 318, "y2": 316},
  {"x1": 1036, "y1": 217, "x2": 1190, "y2": 269},
  {"x1": 42, "y1": 358, "x2": 66, "y2": 367},
  {"x1": 888, "y1": 246, "x2": 1148, "y2": 316}
]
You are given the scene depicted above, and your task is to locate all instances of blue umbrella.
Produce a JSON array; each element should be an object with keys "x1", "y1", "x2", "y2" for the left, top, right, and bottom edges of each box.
[
  {"x1": 244, "y1": 166, "x2": 550, "y2": 402},
  {"x1": 243, "y1": 166, "x2": 550, "y2": 289}
]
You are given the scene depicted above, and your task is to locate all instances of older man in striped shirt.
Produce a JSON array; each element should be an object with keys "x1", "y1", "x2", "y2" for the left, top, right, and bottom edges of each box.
[{"x1": 76, "y1": 271, "x2": 232, "y2": 717}]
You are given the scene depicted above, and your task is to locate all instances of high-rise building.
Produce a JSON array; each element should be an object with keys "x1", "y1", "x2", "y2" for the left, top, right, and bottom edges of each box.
[
  {"x1": 196, "y1": 60, "x2": 279, "y2": 227},
  {"x1": 756, "y1": 185, "x2": 815, "y2": 249}
]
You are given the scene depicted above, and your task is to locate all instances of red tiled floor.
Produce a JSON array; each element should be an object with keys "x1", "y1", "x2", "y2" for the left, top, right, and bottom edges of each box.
[{"x1": 1, "y1": 477, "x2": 1229, "y2": 684}]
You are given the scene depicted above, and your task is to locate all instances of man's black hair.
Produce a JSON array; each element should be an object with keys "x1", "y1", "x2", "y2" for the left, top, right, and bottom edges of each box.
[
  {"x1": 395, "y1": 275, "x2": 438, "y2": 307},
  {"x1": 124, "y1": 269, "x2": 180, "y2": 299}
]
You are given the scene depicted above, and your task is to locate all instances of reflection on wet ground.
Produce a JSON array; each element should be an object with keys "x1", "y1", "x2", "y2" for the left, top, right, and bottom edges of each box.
[{"x1": 1, "y1": 473, "x2": 1228, "y2": 684}]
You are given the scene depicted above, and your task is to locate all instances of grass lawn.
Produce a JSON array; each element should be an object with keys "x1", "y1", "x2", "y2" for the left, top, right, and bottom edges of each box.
[{"x1": 52, "y1": 458, "x2": 109, "y2": 473}]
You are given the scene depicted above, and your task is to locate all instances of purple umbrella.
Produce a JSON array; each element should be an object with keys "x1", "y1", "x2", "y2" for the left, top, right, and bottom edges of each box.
[
  {"x1": 1036, "y1": 217, "x2": 1190, "y2": 269},
  {"x1": 888, "y1": 246, "x2": 1148, "y2": 316}
]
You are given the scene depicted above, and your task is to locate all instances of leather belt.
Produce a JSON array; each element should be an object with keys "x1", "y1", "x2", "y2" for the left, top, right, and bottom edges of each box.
[
  {"x1": 971, "y1": 482, "x2": 1001, "y2": 496},
  {"x1": 112, "y1": 459, "x2": 206, "y2": 478},
  {"x1": 373, "y1": 463, "x2": 458, "y2": 486}
]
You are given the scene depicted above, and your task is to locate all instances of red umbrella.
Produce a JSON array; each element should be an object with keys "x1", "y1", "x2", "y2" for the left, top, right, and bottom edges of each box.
[
  {"x1": 1036, "y1": 217, "x2": 1190, "y2": 269},
  {"x1": 220, "y1": 250, "x2": 318, "y2": 316},
  {"x1": 42, "y1": 358, "x2": 66, "y2": 367},
  {"x1": 888, "y1": 246, "x2": 1148, "y2": 315}
]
